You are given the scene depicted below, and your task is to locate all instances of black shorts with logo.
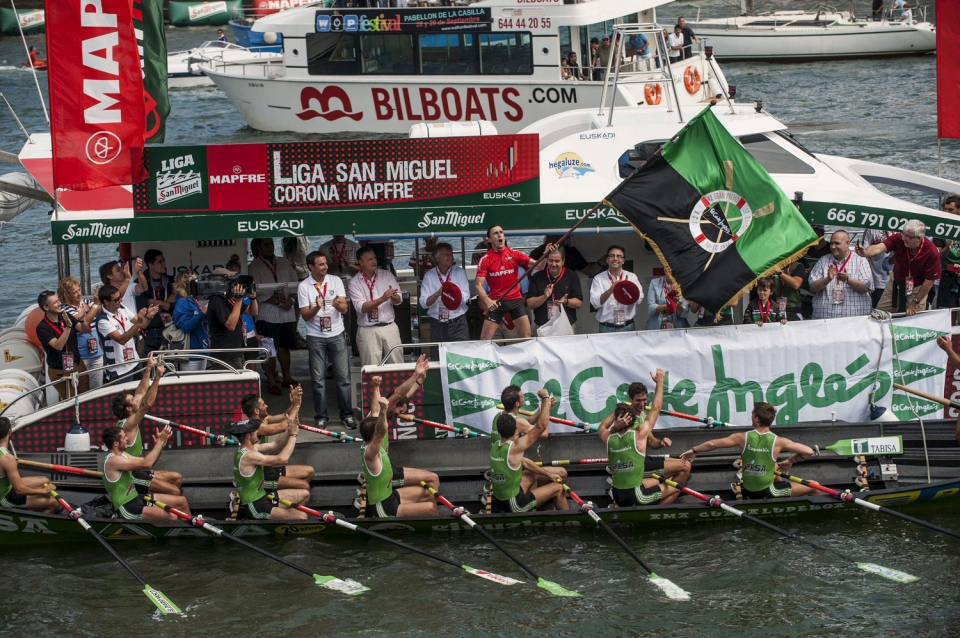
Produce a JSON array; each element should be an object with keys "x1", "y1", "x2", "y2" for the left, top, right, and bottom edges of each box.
[
  {"x1": 263, "y1": 465, "x2": 286, "y2": 490},
  {"x1": 612, "y1": 484, "x2": 663, "y2": 507},
  {"x1": 742, "y1": 478, "x2": 793, "y2": 500},
  {"x1": 133, "y1": 469, "x2": 154, "y2": 494},
  {"x1": 491, "y1": 488, "x2": 538, "y2": 513},
  {"x1": 367, "y1": 490, "x2": 401, "y2": 518},
  {"x1": 0, "y1": 490, "x2": 27, "y2": 507},
  {"x1": 485, "y1": 298, "x2": 526, "y2": 324}
]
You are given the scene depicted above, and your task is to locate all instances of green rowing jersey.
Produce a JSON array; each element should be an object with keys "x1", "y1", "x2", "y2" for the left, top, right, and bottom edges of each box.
[
  {"x1": 116, "y1": 419, "x2": 143, "y2": 457},
  {"x1": 490, "y1": 439, "x2": 522, "y2": 501},
  {"x1": 0, "y1": 447, "x2": 12, "y2": 502},
  {"x1": 362, "y1": 445, "x2": 394, "y2": 505},
  {"x1": 233, "y1": 447, "x2": 266, "y2": 505},
  {"x1": 741, "y1": 430, "x2": 777, "y2": 491},
  {"x1": 490, "y1": 412, "x2": 503, "y2": 445},
  {"x1": 101, "y1": 453, "x2": 139, "y2": 509},
  {"x1": 607, "y1": 428, "x2": 646, "y2": 490}
]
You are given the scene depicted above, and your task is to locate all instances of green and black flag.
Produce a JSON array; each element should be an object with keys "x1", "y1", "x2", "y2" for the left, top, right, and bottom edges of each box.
[
  {"x1": 605, "y1": 107, "x2": 817, "y2": 316},
  {"x1": 132, "y1": 0, "x2": 169, "y2": 143}
]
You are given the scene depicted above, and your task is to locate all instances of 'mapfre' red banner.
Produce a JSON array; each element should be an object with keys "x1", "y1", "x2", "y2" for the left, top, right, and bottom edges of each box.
[
  {"x1": 938, "y1": 1, "x2": 960, "y2": 140},
  {"x1": 45, "y1": 0, "x2": 147, "y2": 191}
]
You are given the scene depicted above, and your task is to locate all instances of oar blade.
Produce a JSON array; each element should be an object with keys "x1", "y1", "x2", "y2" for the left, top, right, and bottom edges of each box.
[
  {"x1": 462, "y1": 565, "x2": 524, "y2": 585},
  {"x1": 648, "y1": 573, "x2": 691, "y2": 601},
  {"x1": 855, "y1": 562, "x2": 920, "y2": 583},
  {"x1": 314, "y1": 574, "x2": 370, "y2": 595},
  {"x1": 143, "y1": 585, "x2": 181, "y2": 614},
  {"x1": 536, "y1": 577, "x2": 581, "y2": 597}
]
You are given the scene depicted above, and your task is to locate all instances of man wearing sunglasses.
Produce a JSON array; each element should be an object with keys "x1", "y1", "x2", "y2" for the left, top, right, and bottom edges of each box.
[
  {"x1": 96, "y1": 284, "x2": 157, "y2": 383},
  {"x1": 856, "y1": 219, "x2": 940, "y2": 316}
]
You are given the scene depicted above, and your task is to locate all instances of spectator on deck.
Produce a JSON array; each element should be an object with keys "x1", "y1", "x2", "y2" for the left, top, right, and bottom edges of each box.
[
  {"x1": 59, "y1": 277, "x2": 103, "y2": 390},
  {"x1": 859, "y1": 220, "x2": 940, "y2": 316},
  {"x1": 249, "y1": 238, "x2": 299, "y2": 394},
  {"x1": 36, "y1": 290, "x2": 89, "y2": 399},
  {"x1": 809, "y1": 229, "x2": 874, "y2": 319},
  {"x1": 526, "y1": 246, "x2": 583, "y2": 333},
  {"x1": 939, "y1": 195, "x2": 960, "y2": 309},
  {"x1": 743, "y1": 277, "x2": 788, "y2": 325},
  {"x1": 645, "y1": 275, "x2": 687, "y2": 330},
  {"x1": 872, "y1": 0, "x2": 885, "y2": 20},
  {"x1": 589, "y1": 38, "x2": 601, "y2": 80},
  {"x1": 171, "y1": 271, "x2": 210, "y2": 372},
  {"x1": 96, "y1": 285, "x2": 156, "y2": 383},
  {"x1": 136, "y1": 249, "x2": 175, "y2": 353},
  {"x1": 319, "y1": 235, "x2": 361, "y2": 282},
  {"x1": 409, "y1": 237, "x2": 438, "y2": 278},
  {"x1": 677, "y1": 17, "x2": 699, "y2": 59},
  {"x1": 349, "y1": 245, "x2": 404, "y2": 367},
  {"x1": 566, "y1": 52, "x2": 586, "y2": 80},
  {"x1": 596, "y1": 34, "x2": 614, "y2": 78},
  {"x1": 217, "y1": 29, "x2": 227, "y2": 43},
  {"x1": 471, "y1": 236, "x2": 491, "y2": 266},
  {"x1": 225, "y1": 256, "x2": 261, "y2": 371},
  {"x1": 282, "y1": 236, "x2": 311, "y2": 282},
  {"x1": 530, "y1": 235, "x2": 603, "y2": 277},
  {"x1": 99, "y1": 258, "x2": 145, "y2": 315},
  {"x1": 591, "y1": 245, "x2": 644, "y2": 333},
  {"x1": 206, "y1": 269, "x2": 258, "y2": 371},
  {"x1": 668, "y1": 25, "x2": 684, "y2": 64},
  {"x1": 419, "y1": 242, "x2": 470, "y2": 350}
]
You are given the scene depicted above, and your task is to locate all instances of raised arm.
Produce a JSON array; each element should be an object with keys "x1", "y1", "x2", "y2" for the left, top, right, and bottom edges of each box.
[
  {"x1": 680, "y1": 431, "x2": 745, "y2": 464},
  {"x1": 937, "y1": 335, "x2": 960, "y2": 369},
  {"x1": 514, "y1": 389, "x2": 553, "y2": 453},
  {"x1": 364, "y1": 397, "x2": 390, "y2": 467},
  {"x1": 110, "y1": 426, "x2": 172, "y2": 472}
]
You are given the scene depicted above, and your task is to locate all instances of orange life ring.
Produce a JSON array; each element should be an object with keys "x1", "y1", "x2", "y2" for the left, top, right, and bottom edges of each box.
[
  {"x1": 683, "y1": 66, "x2": 701, "y2": 94},
  {"x1": 644, "y1": 83, "x2": 662, "y2": 105}
]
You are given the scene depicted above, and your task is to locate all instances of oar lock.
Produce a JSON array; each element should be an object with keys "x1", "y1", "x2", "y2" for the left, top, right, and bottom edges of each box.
[
  {"x1": 457, "y1": 427, "x2": 472, "y2": 439},
  {"x1": 452, "y1": 506, "x2": 466, "y2": 517}
]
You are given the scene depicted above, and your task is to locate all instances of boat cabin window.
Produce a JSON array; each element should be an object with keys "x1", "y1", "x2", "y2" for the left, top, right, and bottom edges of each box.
[
  {"x1": 307, "y1": 33, "x2": 359, "y2": 75},
  {"x1": 618, "y1": 140, "x2": 666, "y2": 178},
  {"x1": 420, "y1": 34, "x2": 477, "y2": 74},
  {"x1": 479, "y1": 33, "x2": 533, "y2": 74},
  {"x1": 359, "y1": 34, "x2": 415, "y2": 74},
  {"x1": 739, "y1": 134, "x2": 816, "y2": 174}
]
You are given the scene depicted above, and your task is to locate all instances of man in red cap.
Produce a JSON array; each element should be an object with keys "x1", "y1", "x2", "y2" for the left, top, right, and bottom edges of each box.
[
  {"x1": 589, "y1": 245, "x2": 644, "y2": 332},
  {"x1": 418, "y1": 242, "x2": 470, "y2": 353}
]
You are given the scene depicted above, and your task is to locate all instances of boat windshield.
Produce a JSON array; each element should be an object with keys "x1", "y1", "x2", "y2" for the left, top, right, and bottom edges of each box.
[
  {"x1": 739, "y1": 134, "x2": 816, "y2": 174},
  {"x1": 305, "y1": 31, "x2": 532, "y2": 75}
]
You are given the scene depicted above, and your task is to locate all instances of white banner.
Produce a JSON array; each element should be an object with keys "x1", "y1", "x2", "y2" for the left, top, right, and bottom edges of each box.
[{"x1": 440, "y1": 311, "x2": 950, "y2": 432}]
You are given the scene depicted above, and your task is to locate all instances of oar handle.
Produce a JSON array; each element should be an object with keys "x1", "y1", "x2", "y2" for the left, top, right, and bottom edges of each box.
[
  {"x1": 652, "y1": 473, "x2": 722, "y2": 507},
  {"x1": 421, "y1": 482, "x2": 457, "y2": 511},
  {"x1": 507, "y1": 406, "x2": 590, "y2": 430},
  {"x1": 774, "y1": 470, "x2": 847, "y2": 500},
  {"x1": 892, "y1": 382, "x2": 960, "y2": 410},
  {"x1": 299, "y1": 423, "x2": 357, "y2": 442},
  {"x1": 535, "y1": 458, "x2": 608, "y2": 466},
  {"x1": 17, "y1": 458, "x2": 103, "y2": 478},
  {"x1": 398, "y1": 414, "x2": 483, "y2": 438}
]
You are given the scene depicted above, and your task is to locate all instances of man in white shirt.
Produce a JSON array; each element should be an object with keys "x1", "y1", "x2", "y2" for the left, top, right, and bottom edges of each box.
[
  {"x1": 348, "y1": 245, "x2": 404, "y2": 367},
  {"x1": 418, "y1": 242, "x2": 470, "y2": 352},
  {"x1": 668, "y1": 24, "x2": 684, "y2": 64},
  {"x1": 809, "y1": 230, "x2": 874, "y2": 319},
  {"x1": 589, "y1": 244, "x2": 644, "y2": 332},
  {"x1": 99, "y1": 258, "x2": 145, "y2": 315},
  {"x1": 249, "y1": 238, "x2": 299, "y2": 394},
  {"x1": 96, "y1": 284, "x2": 157, "y2": 383},
  {"x1": 318, "y1": 235, "x2": 361, "y2": 282},
  {"x1": 298, "y1": 252, "x2": 354, "y2": 429}
]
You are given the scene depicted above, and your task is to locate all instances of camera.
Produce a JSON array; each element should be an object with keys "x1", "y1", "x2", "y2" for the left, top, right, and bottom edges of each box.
[{"x1": 189, "y1": 273, "x2": 256, "y2": 299}]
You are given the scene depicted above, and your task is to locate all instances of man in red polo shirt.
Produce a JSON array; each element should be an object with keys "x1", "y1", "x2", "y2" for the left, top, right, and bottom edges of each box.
[
  {"x1": 856, "y1": 219, "x2": 940, "y2": 316},
  {"x1": 475, "y1": 225, "x2": 552, "y2": 340}
]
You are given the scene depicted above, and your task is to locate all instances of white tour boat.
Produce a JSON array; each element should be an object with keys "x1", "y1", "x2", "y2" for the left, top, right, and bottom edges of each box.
[
  {"x1": 688, "y1": 4, "x2": 936, "y2": 62},
  {"x1": 203, "y1": 0, "x2": 733, "y2": 135},
  {"x1": 167, "y1": 41, "x2": 283, "y2": 88}
]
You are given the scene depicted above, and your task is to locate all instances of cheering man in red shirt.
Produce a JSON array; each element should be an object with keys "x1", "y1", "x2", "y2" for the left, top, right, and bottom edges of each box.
[
  {"x1": 476, "y1": 226, "x2": 552, "y2": 340},
  {"x1": 856, "y1": 219, "x2": 940, "y2": 316}
]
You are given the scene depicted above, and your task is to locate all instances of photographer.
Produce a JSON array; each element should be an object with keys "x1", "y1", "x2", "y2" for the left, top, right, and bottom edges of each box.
[
  {"x1": 172, "y1": 271, "x2": 210, "y2": 372},
  {"x1": 206, "y1": 268, "x2": 258, "y2": 370},
  {"x1": 36, "y1": 290, "x2": 90, "y2": 399}
]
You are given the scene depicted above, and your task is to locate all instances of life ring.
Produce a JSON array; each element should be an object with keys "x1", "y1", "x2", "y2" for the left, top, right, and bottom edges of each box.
[
  {"x1": 683, "y1": 66, "x2": 701, "y2": 94},
  {"x1": 644, "y1": 83, "x2": 662, "y2": 105}
]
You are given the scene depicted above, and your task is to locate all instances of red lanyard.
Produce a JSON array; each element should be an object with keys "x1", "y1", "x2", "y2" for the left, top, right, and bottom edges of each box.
[
  {"x1": 758, "y1": 300, "x2": 771, "y2": 323},
  {"x1": 152, "y1": 277, "x2": 165, "y2": 300},
  {"x1": 259, "y1": 257, "x2": 279, "y2": 282},
  {"x1": 903, "y1": 238, "x2": 925, "y2": 273},
  {"x1": 608, "y1": 270, "x2": 624, "y2": 287},
  {"x1": 662, "y1": 277, "x2": 669, "y2": 296},
  {"x1": 43, "y1": 316, "x2": 65, "y2": 336},
  {"x1": 331, "y1": 242, "x2": 347, "y2": 267},
  {"x1": 314, "y1": 279, "x2": 328, "y2": 301},
  {"x1": 113, "y1": 312, "x2": 126, "y2": 331},
  {"x1": 436, "y1": 266, "x2": 451, "y2": 286},
  {"x1": 361, "y1": 271, "x2": 378, "y2": 300},
  {"x1": 547, "y1": 267, "x2": 565, "y2": 299},
  {"x1": 834, "y1": 253, "x2": 851, "y2": 274}
]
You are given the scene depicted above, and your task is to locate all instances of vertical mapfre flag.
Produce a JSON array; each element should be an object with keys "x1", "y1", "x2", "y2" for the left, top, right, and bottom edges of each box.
[
  {"x1": 938, "y1": 1, "x2": 960, "y2": 139},
  {"x1": 44, "y1": 0, "x2": 147, "y2": 191},
  {"x1": 133, "y1": 0, "x2": 170, "y2": 144}
]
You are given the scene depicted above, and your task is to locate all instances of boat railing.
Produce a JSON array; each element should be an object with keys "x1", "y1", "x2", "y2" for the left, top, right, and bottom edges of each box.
[
  {"x1": 206, "y1": 57, "x2": 286, "y2": 79},
  {"x1": 0, "y1": 348, "x2": 268, "y2": 424}
]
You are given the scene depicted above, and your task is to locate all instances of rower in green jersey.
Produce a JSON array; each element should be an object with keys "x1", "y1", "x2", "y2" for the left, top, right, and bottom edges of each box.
[
  {"x1": 360, "y1": 394, "x2": 437, "y2": 518},
  {"x1": 365, "y1": 354, "x2": 439, "y2": 492},
  {"x1": 101, "y1": 424, "x2": 190, "y2": 521},
  {"x1": 680, "y1": 401, "x2": 817, "y2": 500},
  {"x1": 109, "y1": 354, "x2": 182, "y2": 496},
  {"x1": 492, "y1": 385, "x2": 567, "y2": 499},
  {"x1": 597, "y1": 379, "x2": 691, "y2": 492},
  {"x1": 490, "y1": 388, "x2": 568, "y2": 513},
  {"x1": 226, "y1": 416, "x2": 309, "y2": 520},
  {"x1": 598, "y1": 369, "x2": 684, "y2": 507},
  {"x1": 238, "y1": 386, "x2": 314, "y2": 491},
  {"x1": 0, "y1": 416, "x2": 58, "y2": 513}
]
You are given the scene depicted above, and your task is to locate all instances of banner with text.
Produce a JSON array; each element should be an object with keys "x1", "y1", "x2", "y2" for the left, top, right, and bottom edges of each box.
[
  {"x1": 133, "y1": 135, "x2": 538, "y2": 214},
  {"x1": 439, "y1": 311, "x2": 950, "y2": 432}
]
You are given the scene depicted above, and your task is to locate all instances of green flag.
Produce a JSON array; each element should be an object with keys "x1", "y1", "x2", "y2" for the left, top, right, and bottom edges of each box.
[
  {"x1": 133, "y1": 0, "x2": 169, "y2": 143},
  {"x1": 605, "y1": 107, "x2": 817, "y2": 315}
]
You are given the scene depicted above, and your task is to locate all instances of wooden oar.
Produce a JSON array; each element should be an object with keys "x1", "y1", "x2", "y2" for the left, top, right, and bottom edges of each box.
[
  {"x1": 18, "y1": 458, "x2": 102, "y2": 478},
  {"x1": 421, "y1": 482, "x2": 580, "y2": 597},
  {"x1": 143, "y1": 496, "x2": 368, "y2": 595},
  {"x1": 498, "y1": 405, "x2": 592, "y2": 432},
  {"x1": 396, "y1": 414, "x2": 486, "y2": 438},
  {"x1": 266, "y1": 494, "x2": 521, "y2": 586},
  {"x1": 651, "y1": 473, "x2": 919, "y2": 583},
  {"x1": 300, "y1": 423, "x2": 359, "y2": 442},
  {"x1": 642, "y1": 405, "x2": 738, "y2": 428},
  {"x1": 51, "y1": 490, "x2": 181, "y2": 614},
  {"x1": 776, "y1": 470, "x2": 960, "y2": 541},
  {"x1": 892, "y1": 382, "x2": 960, "y2": 410},
  {"x1": 559, "y1": 481, "x2": 690, "y2": 600},
  {"x1": 535, "y1": 458, "x2": 608, "y2": 467},
  {"x1": 144, "y1": 415, "x2": 237, "y2": 445}
]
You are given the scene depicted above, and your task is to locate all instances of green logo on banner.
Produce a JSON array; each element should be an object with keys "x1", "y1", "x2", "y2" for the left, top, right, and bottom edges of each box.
[
  {"x1": 891, "y1": 360, "x2": 945, "y2": 385},
  {"x1": 449, "y1": 388, "x2": 499, "y2": 419},
  {"x1": 890, "y1": 393, "x2": 942, "y2": 421},
  {"x1": 146, "y1": 146, "x2": 208, "y2": 210},
  {"x1": 890, "y1": 325, "x2": 947, "y2": 353},
  {"x1": 445, "y1": 352, "x2": 501, "y2": 384}
]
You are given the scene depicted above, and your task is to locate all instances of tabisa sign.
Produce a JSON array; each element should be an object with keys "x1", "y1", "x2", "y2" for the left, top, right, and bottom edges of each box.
[{"x1": 439, "y1": 311, "x2": 950, "y2": 432}]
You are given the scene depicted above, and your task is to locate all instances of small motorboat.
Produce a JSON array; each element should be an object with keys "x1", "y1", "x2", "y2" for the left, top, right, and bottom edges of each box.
[{"x1": 167, "y1": 41, "x2": 282, "y2": 88}]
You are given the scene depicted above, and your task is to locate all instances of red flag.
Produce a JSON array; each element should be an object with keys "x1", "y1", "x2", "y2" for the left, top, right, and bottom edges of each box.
[
  {"x1": 44, "y1": 0, "x2": 147, "y2": 191},
  {"x1": 938, "y1": 1, "x2": 960, "y2": 139}
]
